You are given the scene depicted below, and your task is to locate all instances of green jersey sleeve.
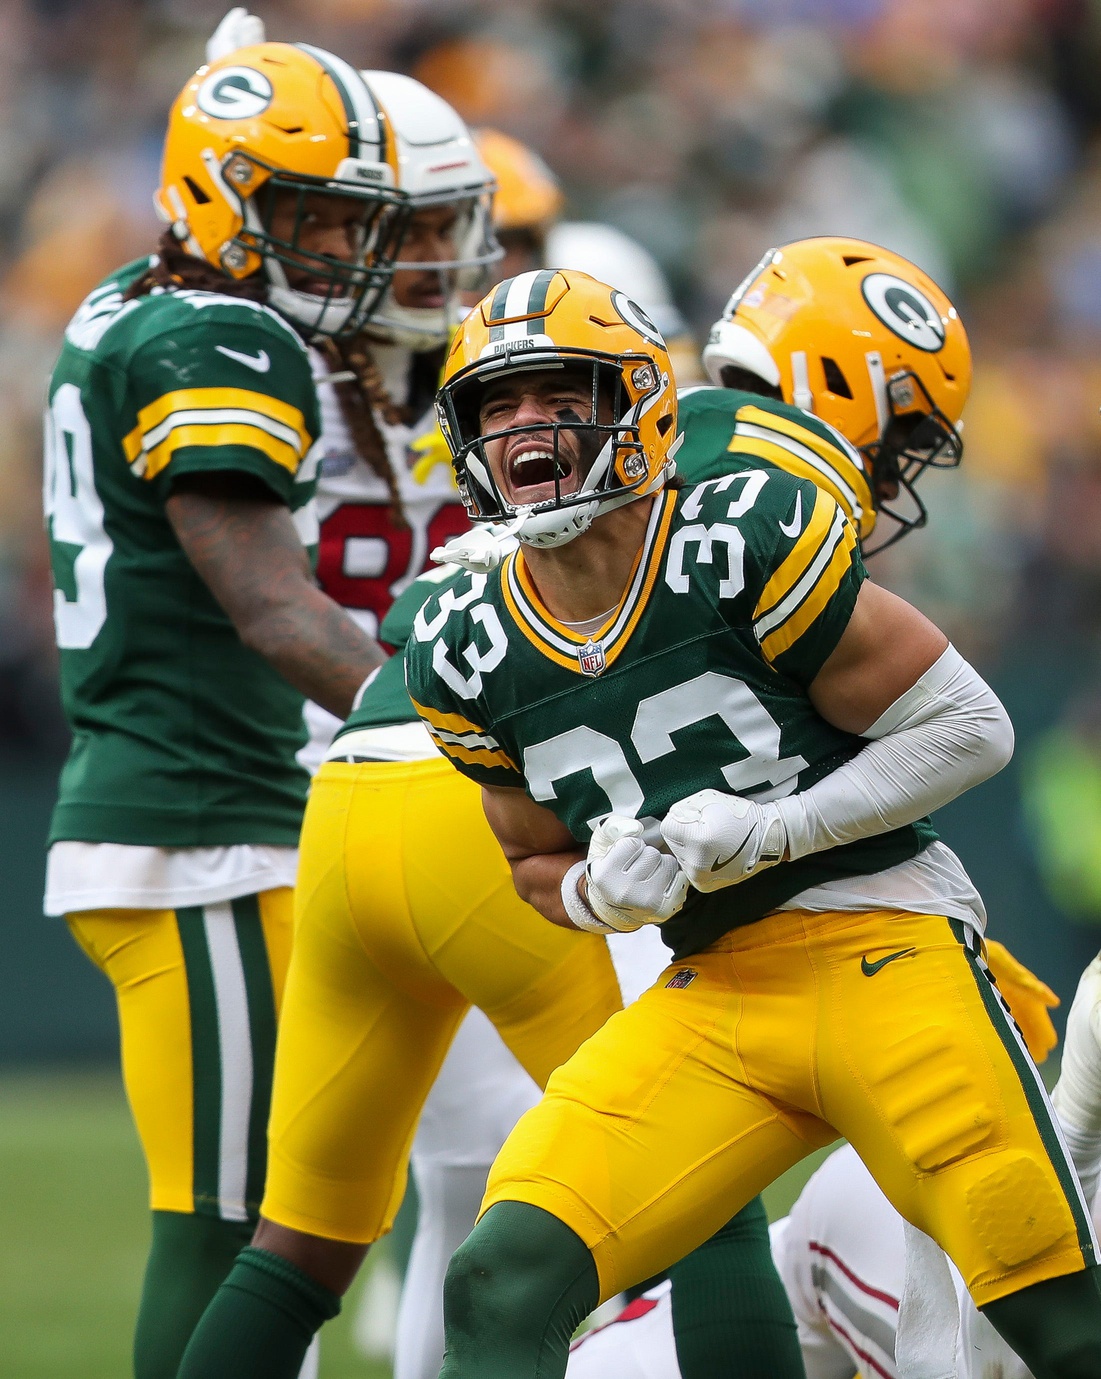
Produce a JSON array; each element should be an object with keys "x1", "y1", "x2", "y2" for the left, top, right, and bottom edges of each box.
[
  {"x1": 743, "y1": 473, "x2": 866, "y2": 687},
  {"x1": 380, "y1": 564, "x2": 460, "y2": 649},
  {"x1": 122, "y1": 308, "x2": 319, "y2": 503},
  {"x1": 337, "y1": 565, "x2": 463, "y2": 734},
  {"x1": 404, "y1": 572, "x2": 527, "y2": 790}
]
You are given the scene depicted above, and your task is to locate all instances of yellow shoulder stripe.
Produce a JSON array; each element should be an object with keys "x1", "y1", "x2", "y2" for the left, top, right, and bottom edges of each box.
[
  {"x1": 410, "y1": 697, "x2": 493, "y2": 740},
  {"x1": 139, "y1": 423, "x2": 301, "y2": 480},
  {"x1": 430, "y1": 733, "x2": 520, "y2": 775},
  {"x1": 732, "y1": 435, "x2": 858, "y2": 529},
  {"x1": 124, "y1": 387, "x2": 310, "y2": 460},
  {"x1": 739, "y1": 404, "x2": 856, "y2": 470},
  {"x1": 759, "y1": 521, "x2": 857, "y2": 663},
  {"x1": 755, "y1": 486, "x2": 837, "y2": 619}
]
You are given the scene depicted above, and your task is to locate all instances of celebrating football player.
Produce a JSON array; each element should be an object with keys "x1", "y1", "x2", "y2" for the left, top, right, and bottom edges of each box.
[
  {"x1": 173, "y1": 237, "x2": 1052, "y2": 1379},
  {"x1": 383, "y1": 132, "x2": 707, "y2": 1379},
  {"x1": 42, "y1": 14, "x2": 497, "y2": 1377},
  {"x1": 395, "y1": 259, "x2": 1101, "y2": 1379}
]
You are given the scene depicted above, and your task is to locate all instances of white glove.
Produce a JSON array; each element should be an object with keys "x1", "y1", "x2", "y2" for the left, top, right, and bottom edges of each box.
[
  {"x1": 660, "y1": 788, "x2": 787, "y2": 893},
  {"x1": 206, "y1": 8, "x2": 266, "y2": 63},
  {"x1": 571, "y1": 815, "x2": 688, "y2": 933}
]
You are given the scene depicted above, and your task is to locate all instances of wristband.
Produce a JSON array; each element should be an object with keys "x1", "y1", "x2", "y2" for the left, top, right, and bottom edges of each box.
[{"x1": 560, "y1": 860, "x2": 614, "y2": 934}]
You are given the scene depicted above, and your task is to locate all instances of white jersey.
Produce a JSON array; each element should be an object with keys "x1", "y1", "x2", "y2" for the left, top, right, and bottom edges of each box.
[
  {"x1": 302, "y1": 340, "x2": 467, "y2": 771},
  {"x1": 567, "y1": 1141, "x2": 1096, "y2": 1379}
]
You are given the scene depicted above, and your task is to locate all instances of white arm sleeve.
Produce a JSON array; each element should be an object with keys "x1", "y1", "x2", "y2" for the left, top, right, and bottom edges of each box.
[{"x1": 776, "y1": 645, "x2": 1014, "y2": 862}]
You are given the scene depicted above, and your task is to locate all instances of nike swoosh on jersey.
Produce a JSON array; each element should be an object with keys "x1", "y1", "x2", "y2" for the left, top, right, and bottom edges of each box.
[
  {"x1": 216, "y1": 345, "x2": 271, "y2": 373},
  {"x1": 860, "y1": 947, "x2": 917, "y2": 977},
  {"x1": 779, "y1": 490, "x2": 803, "y2": 539},
  {"x1": 709, "y1": 834, "x2": 753, "y2": 872}
]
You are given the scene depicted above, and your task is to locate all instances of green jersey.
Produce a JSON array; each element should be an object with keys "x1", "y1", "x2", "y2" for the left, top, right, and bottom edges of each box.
[
  {"x1": 342, "y1": 386, "x2": 875, "y2": 739},
  {"x1": 46, "y1": 259, "x2": 322, "y2": 848},
  {"x1": 405, "y1": 459, "x2": 936, "y2": 959}
]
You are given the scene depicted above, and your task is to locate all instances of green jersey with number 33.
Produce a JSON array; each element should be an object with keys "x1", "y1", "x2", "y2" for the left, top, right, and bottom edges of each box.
[
  {"x1": 45, "y1": 258, "x2": 322, "y2": 848},
  {"x1": 405, "y1": 440, "x2": 936, "y2": 959}
]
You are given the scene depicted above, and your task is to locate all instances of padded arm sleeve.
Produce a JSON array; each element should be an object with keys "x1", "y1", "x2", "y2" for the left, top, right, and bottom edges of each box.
[{"x1": 776, "y1": 645, "x2": 1014, "y2": 861}]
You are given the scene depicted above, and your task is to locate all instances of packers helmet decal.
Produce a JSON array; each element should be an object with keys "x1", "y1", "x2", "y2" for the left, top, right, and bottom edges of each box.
[
  {"x1": 860, "y1": 274, "x2": 947, "y2": 353},
  {"x1": 438, "y1": 269, "x2": 677, "y2": 548},
  {"x1": 195, "y1": 66, "x2": 274, "y2": 120},
  {"x1": 703, "y1": 236, "x2": 971, "y2": 553},
  {"x1": 473, "y1": 128, "x2": 564, "y2": 233},
  {"x1": 156, "y1": 44, "x2": 498, "y2": 340}
]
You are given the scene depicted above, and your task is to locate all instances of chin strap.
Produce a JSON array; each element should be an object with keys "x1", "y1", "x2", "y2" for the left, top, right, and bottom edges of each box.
[{"x1": 430, "y1": 517, "x2": 526, "y2": 573}]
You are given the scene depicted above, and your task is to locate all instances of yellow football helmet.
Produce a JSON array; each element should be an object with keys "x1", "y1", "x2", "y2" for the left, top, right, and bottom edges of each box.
[
  {"x1": 703, "y1": 237, "x2": 971, "y2": 551},
  {"x1": 156, "y1": 44, "x2": 497, "y2": 338},
  {"x1": 473, "y1": 128, "x2": 564, "y2": 232},
  {"x1": 438, "y1": 269, "x2": 677, "y2": 547}
]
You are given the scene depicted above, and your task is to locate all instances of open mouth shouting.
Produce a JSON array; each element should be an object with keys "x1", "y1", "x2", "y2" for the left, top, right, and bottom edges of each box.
[{"x1": 504, "y1": 440, "x2": 575, "y2": 506}]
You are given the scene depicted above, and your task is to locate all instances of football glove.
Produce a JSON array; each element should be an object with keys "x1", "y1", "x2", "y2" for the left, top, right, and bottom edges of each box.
[
  {"x1": 1052, "y1": 953, "x2": 1101, "y2": 1134},
  {"x1": 206, "y1": 8, "x2": 266, "y2": 63},
  {"x1": 581, "y1": 815, "x2": 689, "y2": 933},
  {"x1": 984, "y1": 939, "x2": 1059, "y2": 1064},
  {"x1": 661, "y1": 789, "x2": 787, "y2": 893}
]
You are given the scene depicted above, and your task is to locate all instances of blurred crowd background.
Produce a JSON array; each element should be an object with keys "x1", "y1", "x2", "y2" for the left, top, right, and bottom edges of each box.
[{"x1": 5, "y1": 0, "x2": 1101, "y2": 1057}]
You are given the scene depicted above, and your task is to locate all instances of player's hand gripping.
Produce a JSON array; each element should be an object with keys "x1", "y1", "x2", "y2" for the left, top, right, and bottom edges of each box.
[
  {"x1": 661, "y1": 788, "x2": 787, "y2": 893},
  {"x1": 575, "y1": 816, "x2": 689, "y2": 933}
]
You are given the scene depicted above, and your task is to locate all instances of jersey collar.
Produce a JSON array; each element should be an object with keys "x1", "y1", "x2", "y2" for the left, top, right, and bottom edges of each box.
[{"x1": 501, "y1": 488, "x2": 677, "y2": 674}]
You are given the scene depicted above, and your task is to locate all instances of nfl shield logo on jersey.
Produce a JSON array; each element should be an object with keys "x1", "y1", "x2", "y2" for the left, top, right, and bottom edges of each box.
[
  {"x1": 666, "y1": 968, "x2": 698, "y2": 990},
  {"x1": 578, "y1": 637, "x2": 606, "y2": 677}
]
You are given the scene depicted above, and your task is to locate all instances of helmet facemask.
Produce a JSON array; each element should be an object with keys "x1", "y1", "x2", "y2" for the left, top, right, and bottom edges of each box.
[
  {"x1": 366, "y1": 190, "x2": 501, "y2": 350},
  {"x1": 215, "y1": 155, "x2": 409, "y2": 336},
  {"x1": 222, "y1": 154, "x2": 498, "y2": 340},
  {"x1": 861, "y1": 370, "x2": 963, "y2": 556},
  {"x1": 439, "y1": 349, "x2": 664, "y2": 547}
]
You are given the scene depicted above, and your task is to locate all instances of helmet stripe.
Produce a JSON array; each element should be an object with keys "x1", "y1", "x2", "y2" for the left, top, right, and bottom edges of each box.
[
  {"x1": 295, "y1": 44, "x2": 381, "y2": 161},
  {"x1": 525, "y1": 269, "x2": 556, "y2": 333}
]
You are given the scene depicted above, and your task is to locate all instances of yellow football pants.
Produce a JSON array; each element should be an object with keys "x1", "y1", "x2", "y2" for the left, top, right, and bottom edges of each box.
[
  {"x1": 67, "y1": 890, "x2": 292, "y2": 1220},
  {"x1": 262, "y1": 757, "x2": 622, "y2": 1244},
  {"x1": 483, "y1": 906, "x2": 1098, "y2": 1309}
]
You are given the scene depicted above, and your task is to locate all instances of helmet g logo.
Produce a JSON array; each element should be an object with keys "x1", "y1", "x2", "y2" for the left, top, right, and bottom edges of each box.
[
  {"x1": 611, "y1": 291, "x2": 665, "y2": 349},
  {"x1": 196, "y1": 67, "x2": 274, "y2": 121},
  {"x1": 861, "y1": 273, "x2": 946, "y2": 353}
]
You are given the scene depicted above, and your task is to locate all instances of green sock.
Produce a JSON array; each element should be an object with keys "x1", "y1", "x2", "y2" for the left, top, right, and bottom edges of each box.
[
  {"x1": 982, "y1": 1265, "x2": 1101, "y2": 1379},
  {"x1": 440, "y1": 1202, "x2": 598, "y2": 1379},
  {"x1": 669, "y1": 1197, "x2": 806, "y2": 1379},
  {"x1": 176, "y1": 1246, "x2": 341, "y2": 1379},
  {"x1": 133, "y1": 1211, "x2": 252, "y2": 1379}
]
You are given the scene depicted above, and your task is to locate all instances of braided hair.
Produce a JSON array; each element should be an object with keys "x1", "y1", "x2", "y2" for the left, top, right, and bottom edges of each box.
[{"x1": 126, "y1": 231, "x2": 429, "y2": 524}]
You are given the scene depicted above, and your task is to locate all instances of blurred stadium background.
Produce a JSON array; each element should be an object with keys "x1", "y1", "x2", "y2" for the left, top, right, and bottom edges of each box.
[{"x1": 4, "y1": 0, "x2": 1101, "y2": 1373}]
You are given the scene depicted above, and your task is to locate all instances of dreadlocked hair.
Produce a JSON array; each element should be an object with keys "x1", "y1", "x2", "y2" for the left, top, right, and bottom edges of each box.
[
  {"x1": 125, "y1": 230, "x2": 268, "y2": 303},
  {"x1": 126, "y1": 233, "x2": 436, "y2": 529},
  {"x1": 314, "y1": 334, "x2": 411, "y2": 526}
]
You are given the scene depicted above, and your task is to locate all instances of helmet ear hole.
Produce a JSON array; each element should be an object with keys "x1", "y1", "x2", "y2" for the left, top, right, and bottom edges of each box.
[
  {"x1": 183, "y1": 176, "x2": 211, "y2": 206},
  {"x1": 821, "y1": 357, "x2": 852, "y2": 399},
  {"x1": 657, "y1": 414, "x2": 674, "y2": 436}
]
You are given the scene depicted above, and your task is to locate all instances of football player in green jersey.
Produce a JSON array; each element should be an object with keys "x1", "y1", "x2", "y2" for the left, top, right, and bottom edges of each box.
[
  {"x1": 42, "y1": 31, "x2": 497, "y2": 1379},
  {"x1": 396, "y1": 262, "x2": 1101, "y2": 1379},
  {"x1": 173, "y1": 240, "x2": 1064, "y2": 1379}
]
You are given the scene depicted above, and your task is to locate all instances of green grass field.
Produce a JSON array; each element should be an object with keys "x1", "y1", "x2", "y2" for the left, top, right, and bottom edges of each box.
[{"x1": 0, "y1": 1067, "x2": 835, "y2": 1379}]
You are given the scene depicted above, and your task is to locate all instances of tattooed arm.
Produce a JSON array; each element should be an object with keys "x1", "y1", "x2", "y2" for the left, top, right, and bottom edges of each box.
[{"x1": 166, "y1": 472, "x2": 385, "y2": 717}]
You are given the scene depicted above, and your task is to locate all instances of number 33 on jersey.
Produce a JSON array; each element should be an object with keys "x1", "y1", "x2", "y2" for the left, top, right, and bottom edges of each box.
[{"x1": 406, "y1": 472, "x2": 938, "y2": 958}]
